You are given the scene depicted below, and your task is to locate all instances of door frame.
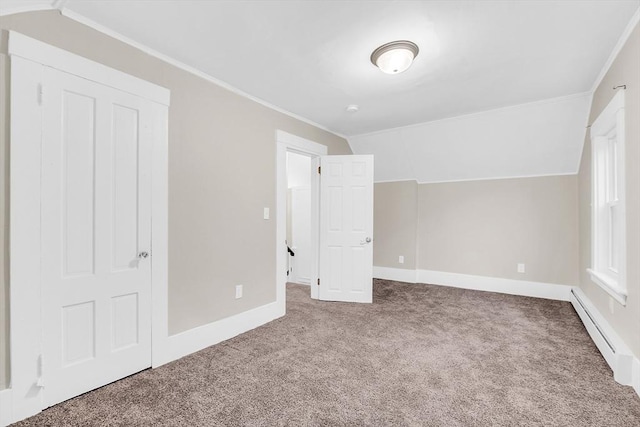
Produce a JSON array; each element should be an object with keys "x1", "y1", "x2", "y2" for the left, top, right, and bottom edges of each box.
[
  {"x1": 8, "y1": 31, "x2": 170, "y2": 422},
  {"x1": 276, "y1": 130, "x2": 326, "y2": 306}
]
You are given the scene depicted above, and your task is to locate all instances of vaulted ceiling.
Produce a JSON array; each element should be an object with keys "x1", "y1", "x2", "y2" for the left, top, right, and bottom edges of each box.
[{"x1": 2, "y1": 0, "x2": 639, "y2": 182}]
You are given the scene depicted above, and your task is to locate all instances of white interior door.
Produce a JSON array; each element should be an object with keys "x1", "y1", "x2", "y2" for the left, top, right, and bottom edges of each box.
[
  {"x1": 319, "y1": 155, "x2": 374, "y2": 303},
  {"x1": 40, "y1": 66, "x2": 153, "y2": 407}
]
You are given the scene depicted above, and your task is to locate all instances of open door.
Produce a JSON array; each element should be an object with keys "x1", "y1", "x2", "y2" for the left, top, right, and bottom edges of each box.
[{"x1": 319, "y1": 155, "x2": 374, "y2": 303}]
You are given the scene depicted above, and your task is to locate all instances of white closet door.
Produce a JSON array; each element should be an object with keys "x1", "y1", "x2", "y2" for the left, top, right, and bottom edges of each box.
[
  {"x1": 319, "y1": 155, "x2": 374, "y2": 303},
  {"x1": 40, "y1": 66, "x2": 153, "y2": 407}
]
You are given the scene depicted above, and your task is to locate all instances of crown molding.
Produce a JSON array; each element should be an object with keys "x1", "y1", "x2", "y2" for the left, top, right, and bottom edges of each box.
[{"x1": 590, "y1": 7, "x2": 640, "y2": 94}]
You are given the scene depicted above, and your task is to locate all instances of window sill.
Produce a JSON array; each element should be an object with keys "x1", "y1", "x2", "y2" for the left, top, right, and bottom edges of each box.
[{"x1": 587, "y1": 268, "x2": 627, "y2": 305}]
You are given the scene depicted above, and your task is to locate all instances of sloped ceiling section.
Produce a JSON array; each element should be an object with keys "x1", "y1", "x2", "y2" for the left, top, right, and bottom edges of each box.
[{"x1": 348, "y1": 93, "x2": 591, "y2": 184}]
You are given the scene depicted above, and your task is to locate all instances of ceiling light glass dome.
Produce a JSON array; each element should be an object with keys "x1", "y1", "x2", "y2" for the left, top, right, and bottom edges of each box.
[{"x1": 371, "y1": 41, "x2": 419, "y2": 74}]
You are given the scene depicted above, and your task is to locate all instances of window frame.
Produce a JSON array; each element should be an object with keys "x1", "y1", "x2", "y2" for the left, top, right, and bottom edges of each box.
[{"x1": 587, "y1": 90, "x2": 626, "y2": 305}]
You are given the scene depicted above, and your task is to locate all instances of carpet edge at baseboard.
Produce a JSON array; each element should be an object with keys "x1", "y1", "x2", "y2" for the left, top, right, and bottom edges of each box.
[{"x1": 373, "y1": 266, "x2": 571, "y2": 301}]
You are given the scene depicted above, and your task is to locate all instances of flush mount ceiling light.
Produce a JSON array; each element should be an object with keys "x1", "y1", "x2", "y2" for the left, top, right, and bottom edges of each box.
[{"x1": 370, "y1": 40, "x2": 419, "y2": 74}]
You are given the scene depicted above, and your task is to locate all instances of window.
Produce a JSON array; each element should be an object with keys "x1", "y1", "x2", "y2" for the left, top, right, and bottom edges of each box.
[{"x1": 588, "y1": 91, "x2": 626, "y2": 305}]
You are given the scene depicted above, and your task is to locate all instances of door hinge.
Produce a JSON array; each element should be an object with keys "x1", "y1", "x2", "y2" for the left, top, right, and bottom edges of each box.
[
  {"x1": 317, "y1": 278, "x2": 320, "y2": 286},
  {"x1": 37, "y1": 83, "x2": 44, "y2": 106},
  {"x1": 318, "y1": 166, "x2": 321, "y2": 174}
]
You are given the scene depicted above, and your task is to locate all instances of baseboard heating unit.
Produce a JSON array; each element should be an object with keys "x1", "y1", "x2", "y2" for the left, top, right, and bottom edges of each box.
[{"x1": 570, "y1": 288, "x2": 634, "y2": 386}]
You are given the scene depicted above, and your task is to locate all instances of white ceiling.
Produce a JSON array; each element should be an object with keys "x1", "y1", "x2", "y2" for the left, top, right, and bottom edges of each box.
[
  {"x1": 1, "y1": 0, "x2": 638, "y2": 183},
  {"x1": 42, "y1": 0, "x2": 640, "y2": 137}
]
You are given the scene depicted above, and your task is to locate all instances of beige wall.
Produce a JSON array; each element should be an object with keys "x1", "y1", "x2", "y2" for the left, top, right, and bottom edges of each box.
[
  {"x1": 578, "y1": 24, "x2": 640, "y2": 358},
  {"x1": 373, "y1": 181, "x2": 418, "y2": 270},
  {"x1": 374, "y1": 176, "x2": 580, "y2": 287},
  {"x1": 0, "y1": 10, "x2": 351, "y2": 389},
  {"x1": 417, "y1": 176, "x2": 579, "y2": 285}
]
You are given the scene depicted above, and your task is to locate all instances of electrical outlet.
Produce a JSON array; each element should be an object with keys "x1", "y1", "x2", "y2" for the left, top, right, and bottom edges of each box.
[
  {"x1": 235, "y1": 284, "x2": 243, "y2": 299},
  {"x1": 517, "y1": 263, "x2": 525, "y2": 273},
  {"x1": 398, "y1": 255, "x2": 404, "y2": 264}
]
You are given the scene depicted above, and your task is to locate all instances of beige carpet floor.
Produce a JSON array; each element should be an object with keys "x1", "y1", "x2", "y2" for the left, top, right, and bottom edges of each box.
[{"x1": 13, "y1": 280, "x2": 640, "y2": 426}]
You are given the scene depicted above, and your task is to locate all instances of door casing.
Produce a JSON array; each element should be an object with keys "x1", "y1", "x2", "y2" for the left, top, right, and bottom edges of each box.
[{"x1": 276, "y1": 130, "x2": 326, "y2": 304}]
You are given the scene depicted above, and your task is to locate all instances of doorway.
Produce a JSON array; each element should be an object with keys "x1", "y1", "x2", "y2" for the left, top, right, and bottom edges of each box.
[
  {"x1": 276, "y1": 131, "x2": 375, "y2": 309},
  {"x1": 276, "y1": 131, "x2": 325, "y2": 305},
  {"x1": 286, "y1": 152, "x2": 313, "y2": 286}
]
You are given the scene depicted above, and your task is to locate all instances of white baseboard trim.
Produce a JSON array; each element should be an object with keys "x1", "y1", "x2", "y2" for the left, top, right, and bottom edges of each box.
[
  {"x1": 570, "y1": 288, "x2": 640, "y2": 397},
  {"x1": 158, "y1": 301, "x2": 284, "y2": 366},
  {"x1": 0, "y1": 388, "x2": 13, "y2": 427},
  {"x1": 372, "y1": 266, "x2": 417, "y2": 284},
  {"x1": 373, "y1": 266, "x2": 571, "y2": 301}
]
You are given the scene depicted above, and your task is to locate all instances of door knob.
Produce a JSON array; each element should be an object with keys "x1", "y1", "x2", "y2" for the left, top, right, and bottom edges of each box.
[
  {"x1": 138, "y1": 252, "x2": 149, "y2": 259},
  {"x1": 360, "y1": 237, "x2": 372, "y2": 245}
]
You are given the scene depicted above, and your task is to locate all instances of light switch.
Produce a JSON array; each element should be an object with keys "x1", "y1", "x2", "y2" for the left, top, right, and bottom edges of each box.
[{"x1": 263, "y1": 207, "x2": 270, "y2": 220}]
